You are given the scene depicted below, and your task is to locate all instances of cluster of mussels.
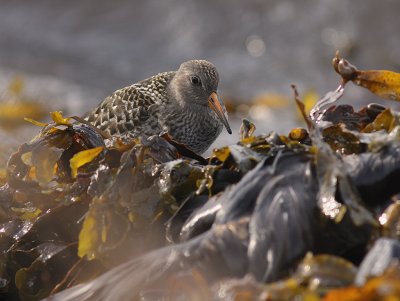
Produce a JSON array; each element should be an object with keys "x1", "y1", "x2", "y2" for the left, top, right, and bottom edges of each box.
[{"x1": 1, "y1": 55, "x2": 400, "y2": 301}]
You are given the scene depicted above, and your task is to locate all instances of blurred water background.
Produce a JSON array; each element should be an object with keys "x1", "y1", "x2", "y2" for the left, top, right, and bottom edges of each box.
[{"x1": 1, "y1": 0, "x2": 400, "y2": 158}]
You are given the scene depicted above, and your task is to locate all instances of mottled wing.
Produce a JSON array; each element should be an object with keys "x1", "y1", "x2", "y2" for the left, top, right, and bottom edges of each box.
[{"x1": 85, "y1": 71, "x2": 175, "y2": 139}]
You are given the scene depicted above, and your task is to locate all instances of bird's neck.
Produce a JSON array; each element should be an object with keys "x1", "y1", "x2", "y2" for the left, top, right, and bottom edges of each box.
[{"x1": 167, "y1": 74, "x2": 186, "y2": 108}]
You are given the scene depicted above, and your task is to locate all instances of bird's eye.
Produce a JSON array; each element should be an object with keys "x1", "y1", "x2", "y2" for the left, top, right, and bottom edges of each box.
[{"x1": 190, "y1": 76, "x2": 201, "y2": 86}]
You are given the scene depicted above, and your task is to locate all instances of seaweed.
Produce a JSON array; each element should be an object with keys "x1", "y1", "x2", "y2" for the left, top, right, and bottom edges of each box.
[{"x1": 1, "y1": 54, "x2": 400, "y2": 301}]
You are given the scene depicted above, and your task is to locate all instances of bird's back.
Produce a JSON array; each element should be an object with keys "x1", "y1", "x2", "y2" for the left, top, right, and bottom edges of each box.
[{"x1": 85, "y1": 71, "x2": 175, "y2": 139}]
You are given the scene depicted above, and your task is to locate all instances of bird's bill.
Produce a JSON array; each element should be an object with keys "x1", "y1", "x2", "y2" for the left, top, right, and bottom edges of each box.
[{"x1": 208, "y1": 92, "x2": 232, "y2": 134}]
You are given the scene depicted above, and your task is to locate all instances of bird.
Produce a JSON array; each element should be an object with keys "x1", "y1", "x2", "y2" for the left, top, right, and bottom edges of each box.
[{"x1": 85, "y1": 60, "x2": 232, "y2": 154}]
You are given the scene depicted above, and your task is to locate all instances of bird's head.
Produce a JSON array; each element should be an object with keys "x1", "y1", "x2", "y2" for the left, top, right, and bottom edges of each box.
[{"x1": 170, "y1": 60, "x2": 232, "y2": 134}]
